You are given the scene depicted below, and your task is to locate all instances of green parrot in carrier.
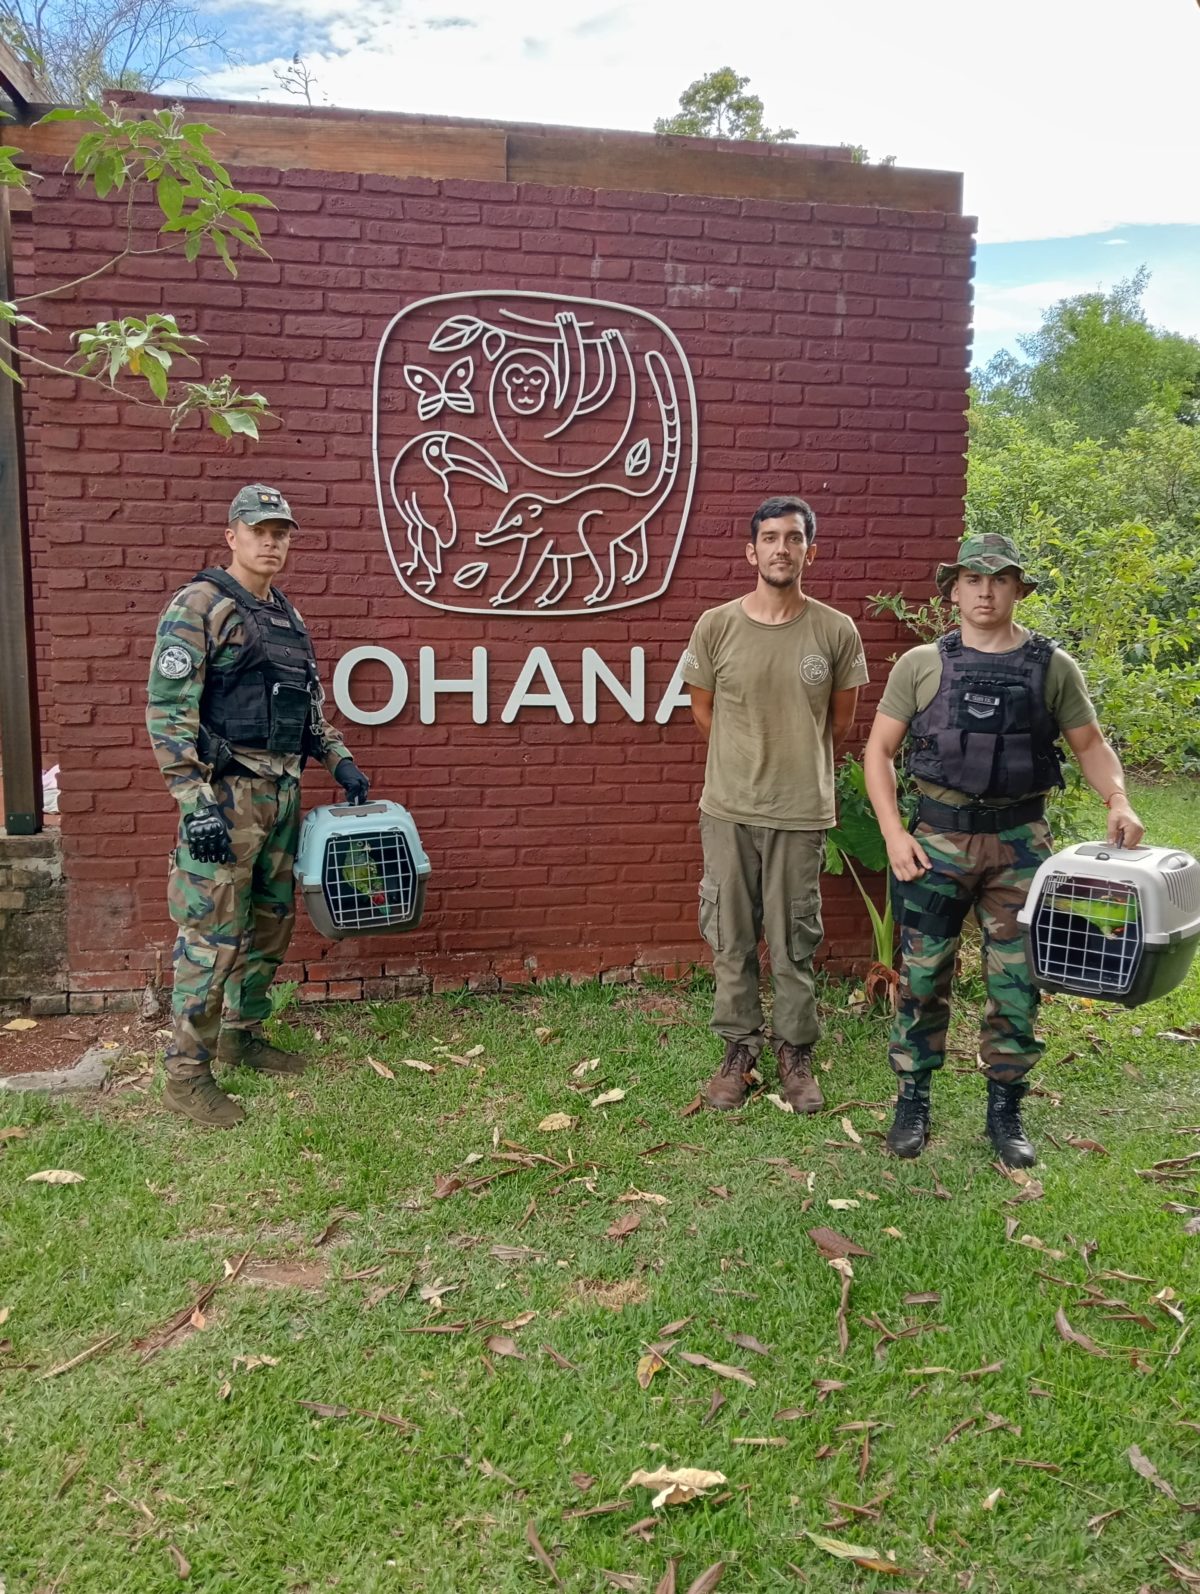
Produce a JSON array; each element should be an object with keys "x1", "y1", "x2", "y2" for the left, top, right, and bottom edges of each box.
[
  {"x1": 1045, "y1": 889, "x2": 1139, "y2": 939},
  {"x1": 339, "y1": 840, "x2": 388, "y2": 909}
]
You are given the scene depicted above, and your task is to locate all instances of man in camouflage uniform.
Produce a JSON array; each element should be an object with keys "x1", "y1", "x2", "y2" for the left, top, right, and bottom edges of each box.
[
  {"x1": 863, "y1": 533, "x2": 1144, "y2": 1165},
  {"x1": 147, "y1": 484, "x2": 371, "y2": 1128}
]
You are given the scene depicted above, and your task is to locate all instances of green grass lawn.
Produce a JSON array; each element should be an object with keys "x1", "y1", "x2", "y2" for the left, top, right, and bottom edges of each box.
[{"x1": 2, "y1": 779, "x2": 1199, "y2": 1593}]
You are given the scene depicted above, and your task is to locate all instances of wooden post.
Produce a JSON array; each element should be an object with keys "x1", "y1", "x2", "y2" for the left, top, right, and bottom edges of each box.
[{"x1": 0, "y1": 186, "x2": 43, "y2": 833}]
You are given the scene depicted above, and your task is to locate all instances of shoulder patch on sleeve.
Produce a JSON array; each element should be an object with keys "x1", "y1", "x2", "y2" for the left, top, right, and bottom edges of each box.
[{"x1": 156, "y1": 644, "x2": 194, "y2": 680}]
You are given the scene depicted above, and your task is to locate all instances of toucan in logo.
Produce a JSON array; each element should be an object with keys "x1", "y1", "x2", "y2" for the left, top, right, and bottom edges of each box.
[{"x1": 372, "y1": 292, "x2": 699, "y2": 617}]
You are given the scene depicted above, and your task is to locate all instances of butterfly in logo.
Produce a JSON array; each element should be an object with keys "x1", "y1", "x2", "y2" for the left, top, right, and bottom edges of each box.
[{"x1": 403, "y1": 356, "x2": 475, "y2": 421}]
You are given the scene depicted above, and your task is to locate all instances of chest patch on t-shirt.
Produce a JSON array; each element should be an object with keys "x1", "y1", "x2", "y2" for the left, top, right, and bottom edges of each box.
[{"x1": 800, "y1": 653, "x2": 830, "y2": 685}]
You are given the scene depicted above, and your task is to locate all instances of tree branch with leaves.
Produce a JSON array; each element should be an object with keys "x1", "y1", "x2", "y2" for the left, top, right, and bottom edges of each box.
[{"x1": 0, "y1": 98, "x2": 274, "y2": 439}]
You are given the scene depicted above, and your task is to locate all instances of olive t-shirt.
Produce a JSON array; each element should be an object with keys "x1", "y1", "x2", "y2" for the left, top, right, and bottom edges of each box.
[
  {"x1": 682, "y1": 597, "x2": 869, "y2": 829},
  {"x1": 877, "y1": 629, "x2": 1098, "y2": 807}
]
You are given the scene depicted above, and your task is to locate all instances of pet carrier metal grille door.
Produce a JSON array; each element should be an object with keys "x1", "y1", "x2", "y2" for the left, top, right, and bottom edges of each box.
[
  {"x1": 323, "y1": 829, "x2": 420, "y2": 931},
  {"x1": 1029, "y1": 872, "x2": 1143, "y2": 997}
]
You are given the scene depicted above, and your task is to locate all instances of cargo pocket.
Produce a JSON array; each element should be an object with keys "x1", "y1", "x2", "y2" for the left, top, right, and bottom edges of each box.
[
  {"x1": 698, "y1": 877, "x2": 721, "y2": 953},
  {"x1": 788, "y1": 889, "x2": 823, "y2": 964}
]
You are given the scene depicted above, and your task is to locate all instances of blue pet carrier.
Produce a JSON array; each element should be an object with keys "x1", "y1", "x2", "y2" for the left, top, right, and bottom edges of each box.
[
  {"x1": 1018, "y1": 843, "x2": 1200, "y2": 1007},
  {"x1": 295, "y1": 800, "x2": 430, "y2": 939}
]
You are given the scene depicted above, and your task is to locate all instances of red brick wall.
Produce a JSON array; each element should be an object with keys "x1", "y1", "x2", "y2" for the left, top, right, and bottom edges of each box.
[{"x1": 19, "y1": 159, "x2": 974, "y2": 1006}]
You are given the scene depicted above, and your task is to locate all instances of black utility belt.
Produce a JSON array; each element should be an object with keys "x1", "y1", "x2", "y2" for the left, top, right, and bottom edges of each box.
[{"x1": 916, "y1": 795, "x2": 1046, "y2": 834}]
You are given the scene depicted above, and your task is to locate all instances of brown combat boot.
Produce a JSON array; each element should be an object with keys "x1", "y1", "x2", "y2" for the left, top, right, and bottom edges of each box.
[
  {"x1": 163, "y1": 1072, "x2": 246, "y2": 1128},
  {"x1": 218, "y1": 1029, "x2": 309, "y2": 1076},
  {"x1": 775, "y1": 1042, "x2": 824, "y2": 1114},
  {"x1": 704, "y1": 1041, "x2": 756, "y2": 1111}
]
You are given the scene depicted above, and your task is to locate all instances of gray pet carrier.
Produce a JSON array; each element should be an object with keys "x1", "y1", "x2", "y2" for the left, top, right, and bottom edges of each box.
[
  {"x1": 295, "y1": 799, "x2": 430, "y2": 940},
  {"x1": 1018, "y1": 842, "x2": 1200, "y2": 1007}
]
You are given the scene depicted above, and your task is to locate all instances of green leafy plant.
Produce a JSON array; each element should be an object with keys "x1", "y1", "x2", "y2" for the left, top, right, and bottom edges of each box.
[
  {"x1": 0, "y1": 101, "x2": 274, "y2": 439},
  {"x1": 825, "y1": 756, "x2": 904, "y2": 1009}
]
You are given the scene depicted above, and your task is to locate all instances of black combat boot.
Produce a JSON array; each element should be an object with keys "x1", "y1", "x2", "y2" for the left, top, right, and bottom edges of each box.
[
  {"x1": 986, "y1": 1078, "x2": 1036, "y2": 1167},
  {"x1": 886, "y1": 1078, "x2": 932, "y2": 1159}
]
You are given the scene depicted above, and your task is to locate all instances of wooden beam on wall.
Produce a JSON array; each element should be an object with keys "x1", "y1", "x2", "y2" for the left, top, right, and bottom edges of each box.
[
  {"x1": 508, "y1": 129, "x2": 962, "y2": 213},
  {"x1": 18, "y1": 112, "x2": 510, "y2": 184},
  {"x1": 0, "y1": 37, "x2": 48, "y2": 117},
  {"x1": 13, "y1": 98, "x2": 963, "y2": 214}
]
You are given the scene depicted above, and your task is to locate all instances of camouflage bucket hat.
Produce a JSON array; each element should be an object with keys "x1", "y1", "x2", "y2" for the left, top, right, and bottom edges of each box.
[
  {"x1": 935, "y1": 533, "x2": 1038, "y2": 596},
  {"x1": 228, "y1": 483, "x2": 298, "y2": 529}
]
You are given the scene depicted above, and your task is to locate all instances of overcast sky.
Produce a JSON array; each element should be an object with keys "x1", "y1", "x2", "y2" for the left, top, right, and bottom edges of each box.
[{"x1": 182, "y1": 0, "x2": 1200, "y2": 358}]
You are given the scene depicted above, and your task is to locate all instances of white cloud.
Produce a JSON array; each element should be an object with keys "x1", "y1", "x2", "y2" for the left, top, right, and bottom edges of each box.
[{"x1": 179, "y1": 0, "x2": 1200, "y2": 246}]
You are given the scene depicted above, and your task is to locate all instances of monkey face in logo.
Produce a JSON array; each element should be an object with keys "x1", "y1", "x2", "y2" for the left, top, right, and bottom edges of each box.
[{"x1": 499, "y1": 360, "x2": 551, "y2": 416}]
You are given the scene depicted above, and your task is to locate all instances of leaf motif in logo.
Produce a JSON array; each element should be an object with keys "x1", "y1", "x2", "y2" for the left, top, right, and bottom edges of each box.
[
  {"x1": 429, "y1": 314, "x2": 484, "y2": 352},
  {"x1": 482, "y1": 328, "x2": 506, "y2": 361},
  {"x1": 454, "y1": 562, "x2": 489, "y2": 591},
  {"x1": 624, "y1": 437, "x2": 651, "y2": 478}
]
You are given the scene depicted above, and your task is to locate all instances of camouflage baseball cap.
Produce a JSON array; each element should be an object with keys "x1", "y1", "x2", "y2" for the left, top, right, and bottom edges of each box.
[
  {"x1": 228, "y1": 483, "x2": 297, "y2": 529},
  {"x1": 935, "y1": 533, "x2": 1038, "y2": 596}
]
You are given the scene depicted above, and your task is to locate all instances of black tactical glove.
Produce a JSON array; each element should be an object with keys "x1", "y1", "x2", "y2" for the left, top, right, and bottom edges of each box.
[
  {"x1": 334, "y1": 758, "x2": 371, "y2": 805},
  {"x1": 183, "y1": 804, "x2": 235, "y2": 865}
]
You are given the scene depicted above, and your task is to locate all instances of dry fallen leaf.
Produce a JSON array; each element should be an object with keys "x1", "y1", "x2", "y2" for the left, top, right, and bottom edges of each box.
[
  {"x1": 25, "y1": 1170, "x2": 85, "y2": 1185},
  {"x1": 765, "y1": 1094, "x2": 795, "y2": 1114},
  {"x1": 840, "y1": 1117, "x2": 863, "y2": 1144},
  {"x1": 683, "y1": 1565, "x2": 725, "y2": 1594},
  {"x1": 658, "y1": 1315, "x2": 693, "y2": 1337},
  {"x1": 1128, "y1": 1443, "x2": 1180, "y2": 1501},
  {"x1": 571, "y1": 1057, "x2": 601, "y2": 1078},
  {"x1": 618, "y1": 1190, "x2": 670, "y2": 1206},
  {"x1": 727, "y1": 1333, "x2": 773, "y2": 1356},
  {"x1": 625, "y1": 1466, "x2": 727, "y2": 1510},
  {"x1": 678, "y1": 1352, "x2": 755, "y2": 1388},
  {"x1": 525, "y1": 1518, "x2": 562, "y2": 1586},
  {"x1": 805, "y1": 1532, "x2": 906, "y2": 1574},
  {"x1": 903, "y1": 1292, "x2": 941, "y2": 1307},
  {"x1": 1055, "y1": 1307, "x2": 1109, "y2": 1358},
  {"x1": 485, "y1": 1334, "x2": 526, "y2": 1360},
  {"x1": 0, "y1": 1126, "x2": 30, "y2": 1142},
  {"x1": 3, "y1": 1017, "x2": 37, "y2": 1031},
  {"x1": 637, "y1": 1351, "x2": 667, "y2": 1389},
  {"x1": 366, "y1": 1056, "x2": 395, "y2": 1079},
  {"x1": 607, "y1": 1211, "x2": 642, "y2": 1242},
  {"x1": 490, "y1": 1244, "x2": 548, "y2": 1263},
  {"x1": 601, "y1": 1574, "x2": 642, "y2": 1592},
  {"x1": 538, "y1": 1113, "x2": 577, "y2": 1132},
  {"x1": 399, "y1": 1057, "x2": 435, "y2": 1073},
  {"x1": 982, "y1": 1487, "x2": 1004, "y2": 1511},
  {"x1": 1066, "y1": 1137, "x2": 1109, "y2": 1156},
  {"x1": 592, "y1": 1089, "x2": 627, "y2": 1109},
  {"x1": 168, "y1": 1543, "x2": 191, "y2": 1579},
  {"x1": 807, "y1": 1227, "x2": 872, "y2": 1261},
  {"x1": 827, "y1": 1199, "x2": 860, "y2": 1211},
  {"x1": 654, "y1": 1561, "x2": 679, "y2": 1594},
  {"x1": 731, "y1": 1436, "x2": 787, "y2": 1448},
  {"x1": 231, "y1": 1354, "x2": 278, "y2": 1373}
]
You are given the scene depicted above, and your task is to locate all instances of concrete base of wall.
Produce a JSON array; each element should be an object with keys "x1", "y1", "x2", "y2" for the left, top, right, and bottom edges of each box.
[{"x1": 0, "y1": 828, "x2": 68, "y2": 1004}]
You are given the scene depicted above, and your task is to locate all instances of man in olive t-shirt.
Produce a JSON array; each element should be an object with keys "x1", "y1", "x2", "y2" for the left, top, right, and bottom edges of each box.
[
  {"x1": 683, "y1": 495, "x2": 868, "y2": 1113},
  {"x1": 864, "y1": 533, "x2": 1144, "y2": 1167}
]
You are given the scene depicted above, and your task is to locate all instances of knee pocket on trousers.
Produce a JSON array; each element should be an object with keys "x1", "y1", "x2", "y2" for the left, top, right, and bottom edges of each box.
[
  {"x1": 698, "y1": 877, "x2": 721, "y2": 953},
  {"x1": 788, "y1": 890, "x2": 823, "y2": 963}
]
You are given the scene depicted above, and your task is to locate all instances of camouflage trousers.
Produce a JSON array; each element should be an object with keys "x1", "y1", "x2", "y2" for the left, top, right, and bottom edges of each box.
[
  {"x1": 165, "y1": 772, "x2": 300, "y2": 1080},
  {"x1": 888, "y1": 818, "x2": 1053, "y2": 1087}
]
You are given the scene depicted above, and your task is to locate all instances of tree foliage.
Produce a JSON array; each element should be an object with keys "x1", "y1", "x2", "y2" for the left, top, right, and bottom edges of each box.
[
  {"x1": 0, "y1": 100, "x2": 272, "y2": 439},
  {"x1": 654, "y1": 67, "x2": 796, "y2": 142},
  {"x1": 976, "y1": 268, "x2": 1200, "y2": 444},
  {"x1": 1, "y1": 0, "x2": 229, "y2": 103},
  {"x1": 882, "y1": 269, "x2": 1200, "y2": 774}
]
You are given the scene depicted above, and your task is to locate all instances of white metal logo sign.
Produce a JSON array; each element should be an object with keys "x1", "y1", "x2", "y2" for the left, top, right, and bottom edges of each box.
[{"x1": 372, "y1": 292, "x2": 698, "y2": 618}]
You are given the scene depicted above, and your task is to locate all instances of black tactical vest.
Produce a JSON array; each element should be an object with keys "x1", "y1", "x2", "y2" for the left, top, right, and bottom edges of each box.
[
  {"x1": 194, "y1": 567, "x2": 320, "y2": 756},
  {"x1": 907, "y1": 630, "x2": 1065, "y2": 800}
]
